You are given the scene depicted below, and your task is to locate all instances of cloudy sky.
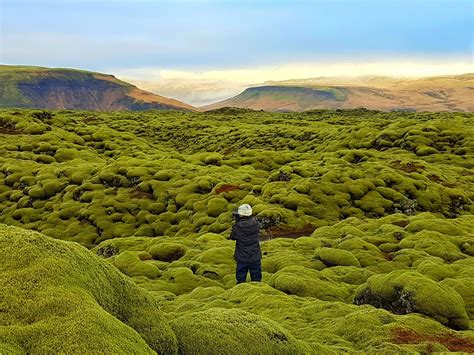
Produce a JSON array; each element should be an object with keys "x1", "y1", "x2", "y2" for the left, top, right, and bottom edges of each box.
[{"x1": 1, "y1": 0, "x2": 473, "y2": 103}]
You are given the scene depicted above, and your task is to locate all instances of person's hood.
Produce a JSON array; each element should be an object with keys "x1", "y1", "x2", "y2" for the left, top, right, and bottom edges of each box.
[{"x1": 238, "y1": 218, "x2": 260, "y2": 233}]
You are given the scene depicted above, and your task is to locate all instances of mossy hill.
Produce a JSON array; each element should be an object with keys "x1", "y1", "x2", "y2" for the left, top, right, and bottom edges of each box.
[
  {"x1": 0, "y1": 224, "x2": 178, "y2": 353},
  {"x1": 204, "y1": 74, "x2": 474, "y2": 112},
  {"x1": 1, "y1": 108, "x2": 474, "y2": 353},
  {"x1": 0, "y1": 65, "x2": 194, "y2": 111}
]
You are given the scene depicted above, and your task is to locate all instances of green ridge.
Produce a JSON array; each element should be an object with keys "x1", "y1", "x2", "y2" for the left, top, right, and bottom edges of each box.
[{"x1": 0, "y1": 65, "x2": 190, "y2": 111}]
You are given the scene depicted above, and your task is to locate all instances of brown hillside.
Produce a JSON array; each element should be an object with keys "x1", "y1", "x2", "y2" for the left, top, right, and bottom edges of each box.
[{"x1": 204, "y1": 74, "x2": 474, "y2": 112}]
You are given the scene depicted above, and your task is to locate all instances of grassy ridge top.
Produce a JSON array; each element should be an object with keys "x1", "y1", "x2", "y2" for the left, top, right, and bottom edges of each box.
[
  {"x1": 264, "y1": 74, "x2": 474, "y2": 88},
  {"x1": 1, "y1": 108, "x2": 473, "y2": 352},
  {"x1": 0, "y1": 64, "x2": 132, "y2": 85}
]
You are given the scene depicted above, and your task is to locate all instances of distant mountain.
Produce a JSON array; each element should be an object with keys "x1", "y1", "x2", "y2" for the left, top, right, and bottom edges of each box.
[
  {"x1": 203, "y1": 74, "x2": 474, "y2": 112},
  {"x1": 0, "y1": 65, "x2": 195, "y2": 111}
]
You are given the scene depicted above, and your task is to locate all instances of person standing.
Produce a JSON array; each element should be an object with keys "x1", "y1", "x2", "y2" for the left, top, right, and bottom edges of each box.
[{"x1": 230, "y1": 204, "x2": 262, "y2": 284}]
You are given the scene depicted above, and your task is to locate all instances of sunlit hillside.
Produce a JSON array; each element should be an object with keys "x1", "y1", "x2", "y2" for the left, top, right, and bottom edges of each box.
[{"x1": 205, "y1": 74, "x2": 474, "y2": 112}]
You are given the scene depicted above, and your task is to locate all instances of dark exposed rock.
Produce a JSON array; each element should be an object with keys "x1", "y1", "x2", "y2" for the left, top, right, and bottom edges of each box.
[{"x1": 96, "y1": 245, "x2": 117, "y2": 258}]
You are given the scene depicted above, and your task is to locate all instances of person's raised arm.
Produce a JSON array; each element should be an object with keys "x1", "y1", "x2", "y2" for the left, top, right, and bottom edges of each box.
[{"x1": 230, "y1": 224, "x2": 238, "y2": 240}]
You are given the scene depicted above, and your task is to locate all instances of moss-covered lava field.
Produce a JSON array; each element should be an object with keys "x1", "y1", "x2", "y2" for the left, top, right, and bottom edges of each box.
[{"x1": 1, "y1": 107, "x2": 474, "y2": 353}]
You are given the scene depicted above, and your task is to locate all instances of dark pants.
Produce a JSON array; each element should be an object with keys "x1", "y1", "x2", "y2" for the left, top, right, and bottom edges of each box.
[{"x1": 236, "y1": 260, "x2": 262, "y2": 284}]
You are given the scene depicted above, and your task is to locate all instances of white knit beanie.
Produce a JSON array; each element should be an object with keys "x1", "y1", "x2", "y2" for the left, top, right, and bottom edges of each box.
[{"x1": 237, "y1": 204, "x2": 252, "y2": 216}]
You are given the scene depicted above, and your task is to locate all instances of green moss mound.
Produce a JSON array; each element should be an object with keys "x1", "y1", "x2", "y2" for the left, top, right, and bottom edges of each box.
[
  {"x1": 354, "y1": 270, "x2": 469, "y2": 330},
  {"x1": 314, "y1": 247, "x2": 361, "y2": 267},
  {"x1": 0, "y1": 224, "x2": 178, "y2": 353},
  {"x1": 114, "y1": 251, "x2": 161, "y2": 278},
  {"x1": 170, "y1": 307, "x2": 312, "y2": 354},
  {"x1": 270, "y1": 266, "x2": 353, "y2": 302}
]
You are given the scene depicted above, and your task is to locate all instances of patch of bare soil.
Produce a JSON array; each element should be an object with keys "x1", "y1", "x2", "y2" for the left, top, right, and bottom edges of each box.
[
  {"x1": 0, "y1": 120, "x2": 21, "y2": 134},
  {"x1": 261, "y1": 224, "x2": 316, "y2": 241},
  {"x1": 391, "y1": 328, "x2": 474, "y2": 352},
  {"x1": 391, "y1": 220, "x2": 409, "y2": 228},
  {"x1": 130, "y1": 188, "x2": 155, "y2": 200},
  {"x1": 215, "y1": 184, "x2": 241, "y2": 194}
]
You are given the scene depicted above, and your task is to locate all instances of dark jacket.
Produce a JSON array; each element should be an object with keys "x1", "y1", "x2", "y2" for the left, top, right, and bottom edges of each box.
[{"x1": 230, "y1": 217, "x2": 261, "y2": 263}]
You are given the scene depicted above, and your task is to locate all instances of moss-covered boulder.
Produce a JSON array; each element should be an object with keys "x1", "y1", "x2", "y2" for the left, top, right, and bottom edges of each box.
[
  {"x1": 195, "y1": 246, "x2": 234, "y2": 265},
  {"x1": 262, "y1": 251, "x2": 319, "y2": 273},
  {"x1": 319, "y1": 266, "x2": 375, "y2": 285},
  {"x1": 354, "y1": 270, "x2": 469, "y2": 330},
  {"x1": 270, "y1": 266, "x2": 353, "y2": 302},
  {"x1": 196, "y1": 232, "x2": 227, "y2": 243},
  {"x1": 114, "y1": 251, "x2": 161, "y2": 278},
  {"x1": 207, "y1": 197, "x2": 229, "y2": 217},
  {"x1": 170, "y1": 308, "x2": 311, "y2": 354},
  {"x1": 314, "y1": 247, "x2": 361, "y2": 267},
  {"x1": 0, "y1": 224, "x2": 178, "y2": 353},
  {"x1": 159, "y1": 267, "x2": 222, "y2": 295},
  {"x1": 399, "y1": 230, "x2": 465, "y2": 262},
  {"x1": 440, "y1": 277, "x2": 474, "y2": 319}
]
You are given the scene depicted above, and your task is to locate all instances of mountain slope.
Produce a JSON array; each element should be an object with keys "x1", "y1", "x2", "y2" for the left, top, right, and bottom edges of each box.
[
  {"x1": 0, "y1": 65, "x2": 195, "y2": 111},
  {"x1": 204, "y1": 74, "x2": 474, "y2": 112}
]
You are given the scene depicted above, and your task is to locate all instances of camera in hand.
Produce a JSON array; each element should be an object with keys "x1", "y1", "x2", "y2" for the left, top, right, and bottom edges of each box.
[{"x1": 231, "y1": 210, "x2": 240, "y2": 223}]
